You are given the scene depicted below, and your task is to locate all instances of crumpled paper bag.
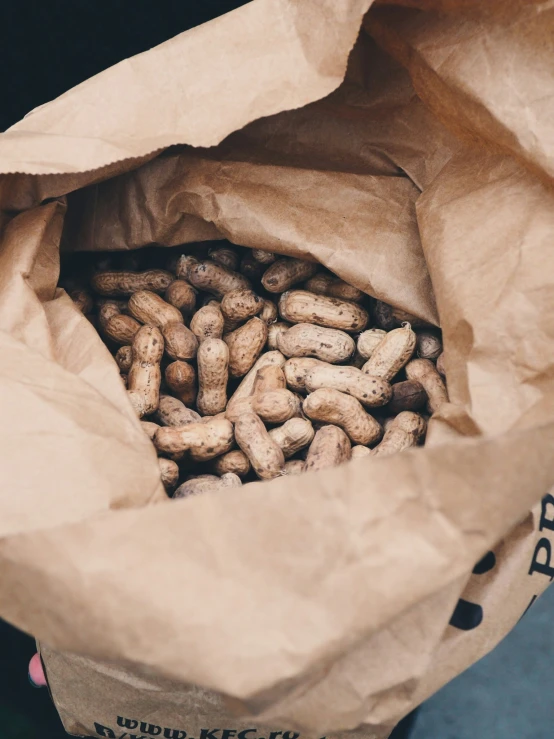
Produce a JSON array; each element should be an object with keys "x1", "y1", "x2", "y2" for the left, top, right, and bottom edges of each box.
[{"x1": 0, "y1": 0, "x2": 553, "y2": 737}]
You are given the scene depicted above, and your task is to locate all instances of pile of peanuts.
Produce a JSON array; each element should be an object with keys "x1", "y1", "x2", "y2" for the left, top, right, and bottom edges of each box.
[{"x1": 65, "y1": 243, "x2": 448, "y2": 499}]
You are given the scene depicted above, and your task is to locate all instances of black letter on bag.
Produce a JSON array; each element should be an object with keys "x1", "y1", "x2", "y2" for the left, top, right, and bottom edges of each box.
[
  {"x1": 200, "y1": 730, "x2": 221, "y2": 739},
  {"x1": 93, "y1": 724, "x2": 116, "y2": 738},
  {"x1": 140, "y1": 724, "x2": 162, "y2": 736},
  {"x1": 118, "y1": 717, "x2": 139, "y2": 730},
  {"x1": 448, "y1": 551, "x2": 496, "y2": 630},
  {"x1": 539, "y1": 494, "x2": 554, "y2": 532},
  {"x1": 164, "y1": 731, "x2": 187, "y2": 739},
  {"x1": 529, "y1": 538, "x2": 554, "y2": 579},
  {"x1": 238, "y1": 731, "x2": 257, "y2": 739}
]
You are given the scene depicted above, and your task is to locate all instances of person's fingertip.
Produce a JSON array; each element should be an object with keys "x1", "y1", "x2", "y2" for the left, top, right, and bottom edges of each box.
[
  {"x1": 28, "y1": 652, "x2": 47, "y2": 688},
  {"x1": 28, "y1": 672, "x2": 42, "y2": 689}
]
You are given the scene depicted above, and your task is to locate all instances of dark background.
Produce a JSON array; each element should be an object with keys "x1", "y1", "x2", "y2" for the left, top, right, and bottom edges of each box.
[{"x1": 0, "y1": 0, "x2": 249, "y2": 131}]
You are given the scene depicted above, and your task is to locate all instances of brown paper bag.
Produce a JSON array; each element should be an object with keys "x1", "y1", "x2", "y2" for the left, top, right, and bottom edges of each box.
[{"x1": 0, "y1": 1, "x2": 553, "y2": 738}]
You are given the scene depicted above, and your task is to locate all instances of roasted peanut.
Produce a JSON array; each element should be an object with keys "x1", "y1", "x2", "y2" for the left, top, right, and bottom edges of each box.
[
  {"x1": 69, "y1": 288, "x2": 94, "y2": 314},
  {"x1": 362, "y1": 324, "x2": 416, "y2": 381},
  {"x1": 99, "y1": 301, "x2": 141, "y2": 345},
  {"x1": 162, "y1": 322, "x2": 198, "y2": 361},
  {"x1": 127, "y1": 325, "x2": 164, "y2": 418},
  {"x1": 165, "y1": 362, "x2": 197, "y2": 407},
  {"x1": 224, "y1": 317, "x2": 268, "y2": 378},
  {"x1": 97, "y1": 297, "x2": 128, "y2": 312},
  {"x1": 226, "y1": 366, "x2": 288, "y2": 422},
  {"x1": 371, "y1": 411, "x2": 426, "y2": 457},
  {"x1": 405, "y1": 358, "x2": 449, "y2": 414},
  {"x1": 357, "y1": 329, "x2": 387, "y2": 360},
  {"x1": 174, "y1": 472, "x2": 241, "y2": 499},
  {"x1": 128, "y1": 290, "x2": 184, "y2": 328},
  {"x1": 165, "y1": 280, "x2": 197, "y2": 314},
  {"x1": 262, "y1": 258, "x2": 318, "y2": 293},
  {"x1": 351, "y1": 445, "x2": 371, "y2": 459},
  {"x1": 115, "y1": 345, "x2": 133, "y2": 373},
  {"x1": 190, "y1": 303, "x2": 224, "y2": 343},
  {"x1": 158, "y1": 458, "x2": 179, "y2": 491},
  {"x1": 187, "y1": 259, "x2": 250, "y2": 299},
  {"x1": 436, "y1": 352, "x2": 446, "y2": 378},
  {"x1": 304, "y1": 273, "x2": 364, "y2": 303},
  {"x1": 154, "y1": 418, "x2": 234, "y2": 461},
  {"x1": 226, "y1": 350, "x2": 285, "y2": 416},
  {"x1": 277, "y1": 323, "x2": 355, "y2": 364},
  {"x1": 221, "y1": 288, "x2": 263, "y2": 325},
  {"x1": 234, "y1": 412, "x2": 285, "y2": 480},
  {"x1": 251, "y1": 248, "x2": 276, "y2": 264},
  {"x1": 208, "y1": 246, "x2": 240, "y2": 271},
  {"x1": 210, "y1": 450, "x2": 251, "y2": 478},
  {"x1": 383, "y1": 380, "x2": 426, "y2": 414},
  {"x1": 252, "y1": 389, "x2": 301, "y2": 424},
  {"x1": 391, "y1": 307, "x2": 429, "y2": 328},
  {"x1": 102, "y1": 311, "x2": 142, "y2": 345},
  {"x1": 196, "y1": 338, "x2": 229, "y2": 415},
  {"x1": 304, "y1": 425, "x2": 351, "y2": 472},
  {"x1": 259, "y1": 299, "x2": 278, "y2": 325},
  {"x1": 175, "y1": 255, "x2": 199, "y2": 281},
  {"x1": 267, "y1": 322, "x2": 290, "y2": 350},
  {"x1": 226, "y1": 388, "x2": 295, "y2": 424},
  {"x1": 140, "y1": 420, "x2": 160, "y2": 440},
  {"x1": 304, "y1": 364, "x2": 392, "y2": 407},
  {"x1": 283, "y1": 459, "x2": 305, "y2": 475},
  {"x1": 225, "y1": 396, "x2": 253, "y2": 423},
  {"x1": 174, "y1": 474, "x2": 219, "y2": 498},
  {"x1": 416, "y1": 330, "x2": 442, "y2": 361},
  {"x1": 219, "y1": 472, "x2": 242, "y2": 487},
  {"x1": 156, "y1": 393, "x2": 200, "y2": 427},
  {"x1": 269, "y1": 418, "x2": 314, "y2": 458},
  {"x1": 283, "y1": 357, "x2": 326, "y2": 392},
  {"x1": 373, "y1": 301, "x2": 429, "y2": 330},
  {"x1": 240, "y1": 253, "x2": 265, "y2": 280},
  {"x1": 222, "y1": 314, "x2": 239, "y2": 335},
  {"x1": 373, "y1": 301, "x2": 397, "y2": 331},
  {"x1": 218, "y1": 472, "x2": 243, "y2": 488},
  {"x1": 279, "y1": 290, "x2": 368, "y2": 333},
  {"x1": 252, "y1": 365, "x2": 286, "y2": 395},
  {"x1": 92, "y1": 269, "x2": 174, "y2": 297},
  {"x1": 303, "y1": 389, "x2": 382, "y2": 445}
]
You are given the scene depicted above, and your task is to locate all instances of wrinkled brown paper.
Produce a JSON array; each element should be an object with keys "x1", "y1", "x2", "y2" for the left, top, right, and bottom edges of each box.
[{"x1": 0, "y1": 0, "x2": 553, "y2": 738}]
